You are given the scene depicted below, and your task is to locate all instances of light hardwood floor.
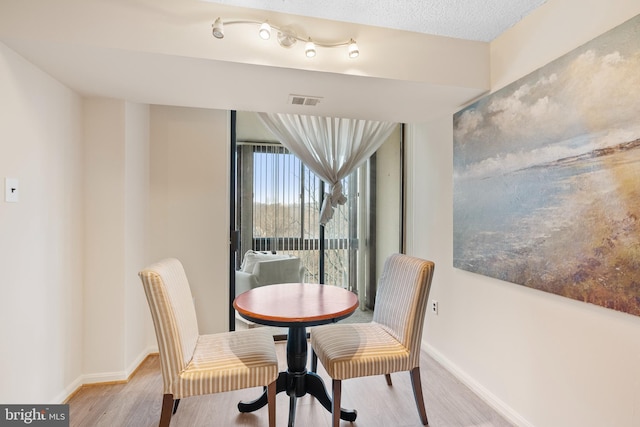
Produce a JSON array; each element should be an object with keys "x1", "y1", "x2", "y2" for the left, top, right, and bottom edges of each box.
[{"x1": 67, "y1": 341, "x2": 513, "y2": 427}]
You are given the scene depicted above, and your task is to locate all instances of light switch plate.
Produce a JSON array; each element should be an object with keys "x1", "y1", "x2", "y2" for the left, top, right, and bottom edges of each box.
[{"x1": 5, "y1": 178, "x2": 19, "y2": 202}]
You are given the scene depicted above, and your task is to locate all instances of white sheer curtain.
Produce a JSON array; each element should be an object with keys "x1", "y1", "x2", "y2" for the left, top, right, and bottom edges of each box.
[{"x1": 257, "y1": 113, "x2": 397, "y2": 225}]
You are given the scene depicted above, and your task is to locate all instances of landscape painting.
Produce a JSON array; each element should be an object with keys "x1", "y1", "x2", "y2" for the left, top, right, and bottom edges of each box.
[{"x1": 453, "y1": 14, "x2": 640, "y2": 316}]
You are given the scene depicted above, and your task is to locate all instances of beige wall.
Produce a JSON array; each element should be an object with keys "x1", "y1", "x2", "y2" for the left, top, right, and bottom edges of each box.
[
  {"x1": 0, "y1": 42, "x2": 84, "y2": 402},
  {"x1": 123, "y1": 102, "x2": 154, "y2": 372},
  {"x1": 0, "y1": 44, "x2": 230, "y2": 400},
  {"x1": 83, "y1": 98, "x2": 154, "y2": 381},
  {"x1": 408, "y1": 1, "x2": 640, "y2": 426},
  {"x1": 81, "y1": 103, "x2": 230, "y2": 384},
  {"x1": 376, "y1": 125, "x2": 402, "y2": 277},
  {"x1": 83, "y1": 98, "x2": 127, "y2": 377},
  {"x1": 149, "y1": 105, "x2": 230, "y2": 334}
]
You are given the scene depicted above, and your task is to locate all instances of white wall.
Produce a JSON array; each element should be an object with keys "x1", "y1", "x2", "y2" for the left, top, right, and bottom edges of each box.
[
  {"x1": 0, "y1": 42, "x2": 84, "y2": 403},
  {"x1": 83, "y1": 98, "x2": 153, "y2": 382},
  {"x1": 83, "y1": 98, "x2": 127, "y2": 378},
  {"x1": 149, "y1": 105, "x2": 230, "y2": 334},
  {"x1": 124, "y1": 102, "x2": 154, "y2": 373},
  {"x1": 376, "y1": 125, "x2": 402, "y2": 276},
  {"x1": 408, "y1": 1, "x2": 640, "y2": 426},
  {"x1": 0, "y1": 60, "x2": 230, "y2": 399}
]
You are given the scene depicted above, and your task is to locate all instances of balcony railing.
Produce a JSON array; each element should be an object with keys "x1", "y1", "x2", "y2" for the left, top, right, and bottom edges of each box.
[{"x1": 251, "y1": 237, "x2": 355, "y2": 290}]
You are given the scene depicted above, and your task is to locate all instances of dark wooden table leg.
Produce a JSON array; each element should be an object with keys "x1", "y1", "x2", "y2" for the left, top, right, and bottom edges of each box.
[
  {"x1": 239, "y1": 324, "x2": 357, "y2": 424},
  {"x1": 285, "y1": 326, "x2": 307, "y2": 426},
  {"x1": 291, "y1": 325, "x2": 357, "y2": 422},
  {"x1": 288, "y1": 393, "x2": 297, "y2": 427}
]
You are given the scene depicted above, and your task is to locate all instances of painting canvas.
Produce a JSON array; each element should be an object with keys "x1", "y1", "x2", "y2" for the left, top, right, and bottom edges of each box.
[{"x1": 453, "y1": 15, "x2": 640, "y2": 316}]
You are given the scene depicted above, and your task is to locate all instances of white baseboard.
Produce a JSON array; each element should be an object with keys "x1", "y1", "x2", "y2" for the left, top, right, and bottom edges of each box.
[
  {"x1": 54, "y1": 376, "x2": 84, "y2": 404},
  {"x1": 125, "y1": 345, "x2": 158, "y2": 378},
  {"x1": 58, "y1": 346, "x2": 158, "y2": 403},
  {"x1": 422, "y1": 341, "x2": 533, "y2": 427},
  {"x1": 81, "y1": 370, "x2": 129, "y2": 385}
]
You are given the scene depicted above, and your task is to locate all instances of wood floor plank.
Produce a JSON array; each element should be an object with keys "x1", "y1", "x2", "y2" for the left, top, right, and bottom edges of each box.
[{"x1": 68, "y1": 341, "x2": 513, "y2": 427}]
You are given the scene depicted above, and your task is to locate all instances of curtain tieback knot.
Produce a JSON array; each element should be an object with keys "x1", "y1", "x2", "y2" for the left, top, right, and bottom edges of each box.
[{"x1": 320, "y1": 182, "x2": 347, "y2": 226}]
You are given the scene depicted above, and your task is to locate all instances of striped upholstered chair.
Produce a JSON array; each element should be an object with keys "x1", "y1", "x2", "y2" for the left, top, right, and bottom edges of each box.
[
  {"x1": 139, "y1": 258, "x2": 278, "y2": 427},
  {"x1": 311, "y1": 254, "x2": 435, "y2": 427}
]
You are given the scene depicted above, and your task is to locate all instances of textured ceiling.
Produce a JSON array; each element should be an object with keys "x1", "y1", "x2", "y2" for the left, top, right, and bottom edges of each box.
[{"x1": 207, "y1": 0, "x2": 547, "y2": 42}]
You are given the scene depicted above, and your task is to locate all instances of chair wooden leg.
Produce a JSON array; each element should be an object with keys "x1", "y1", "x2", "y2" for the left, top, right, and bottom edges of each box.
[
  {"x1": 267, "y1": 381, "x2": 276, "y2": 427},
  {"x1": 172, "y1": 399, "x2": 180, "y2": 414},
  {"x1": 332, "y1": 379, "x2": 342, "y2": 427},
  {"x1": 159, "y1": 394, "x2": 174, "y2": 427},
  {"x1": 385, "y1": 373, "x2": 393, "y2": 386},
  {"x1": 410, "y1": 367, "x2": 429, "y2": 425},
  {"x1": 311, "y1": 348, "x2": 318, "y2": 373}
]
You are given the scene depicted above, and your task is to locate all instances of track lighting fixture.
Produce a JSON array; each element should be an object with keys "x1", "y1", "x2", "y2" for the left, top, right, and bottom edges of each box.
[{"x1": 211, "y1": 17, "x2": 359, "y2": 59}]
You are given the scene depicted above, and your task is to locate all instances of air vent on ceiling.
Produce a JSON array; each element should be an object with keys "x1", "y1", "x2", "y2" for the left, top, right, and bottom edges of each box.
[{"x1": 289, "y1": 94, "x2": 323, "y2": 106}]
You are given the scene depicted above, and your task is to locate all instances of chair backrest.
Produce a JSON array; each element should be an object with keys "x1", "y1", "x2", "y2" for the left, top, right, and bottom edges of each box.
[
  {"x1": 138, "y1": 258, "x2": 200, "y2": 390},
  {"x1": 372, "y1": 254, "x2": 435, "y2": 367}
]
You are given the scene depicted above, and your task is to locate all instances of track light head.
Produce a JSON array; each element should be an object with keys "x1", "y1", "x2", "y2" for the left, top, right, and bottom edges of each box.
[
  {"x1": 305, "y1": 39, "x2": 316, "y2": 58},
  {"x1": 259, "y1": 22, "x2": 271, "y2": 40},
  {"x1": 212, "y1": 18, "x2": 224, "y2": 39},
  {"x1": 348, "y1": 39, "x2": 359, "y2": 58}
]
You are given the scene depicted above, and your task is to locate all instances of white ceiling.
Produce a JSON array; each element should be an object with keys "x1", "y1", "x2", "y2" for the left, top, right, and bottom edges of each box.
[
  {"x1": 0, "y1": 0, "x2": 547, "y2": 123},
  {"x1": 208, "y1": 0, "x2": 547, "y2": 42}
]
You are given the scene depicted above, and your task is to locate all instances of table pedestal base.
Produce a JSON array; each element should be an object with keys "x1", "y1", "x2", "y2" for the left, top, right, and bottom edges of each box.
[{"x1": 237, "y1": 326, "x2": 357, "y2": 427}]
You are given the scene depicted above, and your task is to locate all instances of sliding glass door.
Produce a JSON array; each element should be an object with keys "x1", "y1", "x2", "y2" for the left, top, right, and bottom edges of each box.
[
  {"x1": 230, "y1": 111, "x2": 403, "y2": 330},
  {"x1": 236, "y1": 141, "x2": 364, "y2": 291}
]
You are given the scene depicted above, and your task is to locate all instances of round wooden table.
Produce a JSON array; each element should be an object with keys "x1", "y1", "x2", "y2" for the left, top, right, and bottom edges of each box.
[{"x1": 234, "y1": 283, "x2": 359, "y2": 427}]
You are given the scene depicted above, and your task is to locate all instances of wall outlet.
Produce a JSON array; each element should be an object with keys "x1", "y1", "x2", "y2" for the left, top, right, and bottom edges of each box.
[{"x1": 431, "y1": 300, "x2": 438, "y2": 315}]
